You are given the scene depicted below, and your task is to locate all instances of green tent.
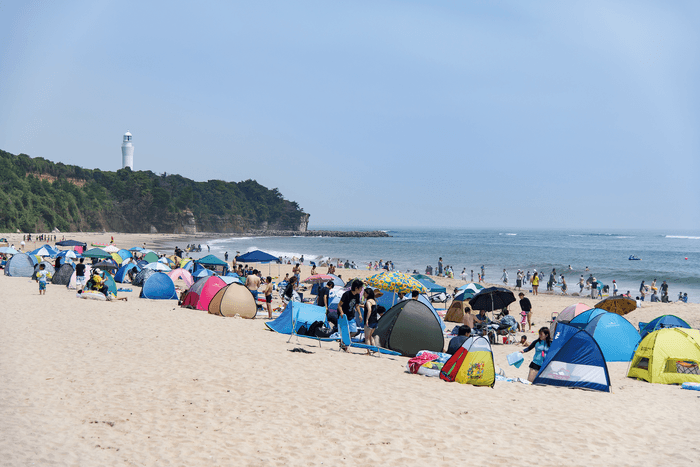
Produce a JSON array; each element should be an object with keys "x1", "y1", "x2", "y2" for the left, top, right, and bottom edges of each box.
[
  {"x1": 143, "y1": 251, "x2": 159, "y2": 263},
  {"x1": 82, "y1": 248, "x2": 112, "y2": 259}
]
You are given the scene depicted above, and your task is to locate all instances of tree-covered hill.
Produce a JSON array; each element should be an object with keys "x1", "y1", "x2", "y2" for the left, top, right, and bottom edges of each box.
[{"x1": 0, "y1": 150, "x2": 308, "y2": 233}]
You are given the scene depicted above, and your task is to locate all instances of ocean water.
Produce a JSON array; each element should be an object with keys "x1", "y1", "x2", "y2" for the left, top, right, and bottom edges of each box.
[{"x1": 205, "y1": 228, "x2": 700, "y2": 303}]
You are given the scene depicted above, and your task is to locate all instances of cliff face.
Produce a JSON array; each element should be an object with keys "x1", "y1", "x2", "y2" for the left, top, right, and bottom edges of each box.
[{"x1": 0, "y1": 150, "x2": 309, "y2": 234}]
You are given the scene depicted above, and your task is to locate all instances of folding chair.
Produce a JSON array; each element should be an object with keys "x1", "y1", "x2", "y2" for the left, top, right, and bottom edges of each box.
[{"x1": 337, "y1": 315, "x2": 400, "y2": 357}]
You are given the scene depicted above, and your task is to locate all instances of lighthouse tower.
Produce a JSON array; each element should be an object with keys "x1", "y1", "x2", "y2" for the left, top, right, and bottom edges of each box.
[{"x1": 121, "y1": 131, "x2": 134, "y2": 170}]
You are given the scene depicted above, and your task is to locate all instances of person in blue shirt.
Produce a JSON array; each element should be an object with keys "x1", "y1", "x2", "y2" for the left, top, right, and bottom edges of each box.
[{"x1": 521, "y1": 327, "x2": 552, "y2": 382}]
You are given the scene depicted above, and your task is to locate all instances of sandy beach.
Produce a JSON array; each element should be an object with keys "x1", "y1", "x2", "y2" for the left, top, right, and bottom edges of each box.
[{"x1": 2, "y1": 232, "x2": 699, "y2": 466}]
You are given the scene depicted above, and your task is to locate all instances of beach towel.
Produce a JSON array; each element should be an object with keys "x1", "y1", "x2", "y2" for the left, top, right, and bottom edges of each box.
[
  {"x1": 407, "y1": 352, "x2": 439, "y2": 374},
  {"x1": 507, "y1": 351, "x2": 525, "y2": 368}
]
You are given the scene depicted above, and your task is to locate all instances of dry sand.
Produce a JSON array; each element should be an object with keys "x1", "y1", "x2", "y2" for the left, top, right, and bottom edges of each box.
[{"x1": 1, "y1": 232, "x2": 699, "y2": 466}]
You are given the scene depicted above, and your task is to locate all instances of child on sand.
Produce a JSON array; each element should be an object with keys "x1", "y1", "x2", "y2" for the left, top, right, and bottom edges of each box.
[
  {"x1": 36, "y1": 263, "x2": 51, "y2": 295},
  {"x1": 521, "y1": 327, "x2": 552, "y2": 382}
]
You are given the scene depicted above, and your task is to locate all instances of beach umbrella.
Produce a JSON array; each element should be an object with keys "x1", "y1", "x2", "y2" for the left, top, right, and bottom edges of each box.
[
  {"x1": 412, "y1": 274, "x2": 437, "y2": 283},
  {"x1": 144, "y1": 262, "x2": 172, "y2": 272},
  {"x1": 56, "y1": 250, "x2": 78, "y2": 259},
  {"x1": 92, "y1": 261, "x2": 118, "y2": 270},
  {"x1": 193, "y1": 267, "x2": 214, "y2": 278},
  {"x1": 595, "y1": 296, "x2": 636, "y2": 316},
  {"x1": 303, "y1": 274, "x2": 334, "y2": 284},
  {"x1": 0, "y1": 246, "x2": 18, "y2": 255},
  {"x1": 365, "y1": 271, "x2": 429, "y2": 295},
  {"x1": 129, "y1": 246, "x2": 145, "y2": 252},
  {"x1": 82, "y1": 248, "x2": 112, "y2": 259},
  {"x1": 31, "y1": 247, "x2": 52, "y2": 257},
  {"x1": 235, "y1": 250, "x2": 278, "y2": 263},
  {"x1": 469, "y1": 287, "x2": 516, "y2": 312},
  {"x1": 103, "y1": 245, "x2": 120, "y2": 253},
  {"x1": 457, "y1": 282, "x2": 484, "y2": 294}
]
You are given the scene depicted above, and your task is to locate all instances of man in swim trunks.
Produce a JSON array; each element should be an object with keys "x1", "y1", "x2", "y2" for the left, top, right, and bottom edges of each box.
[{"x1": 246, "y1": 269, "x2": 261, "y2": 302}]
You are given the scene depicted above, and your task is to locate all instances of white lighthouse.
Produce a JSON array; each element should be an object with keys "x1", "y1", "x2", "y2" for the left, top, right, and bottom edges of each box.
[{"x1": 121, "y1": 131, "x2": 134, "y2": 170}]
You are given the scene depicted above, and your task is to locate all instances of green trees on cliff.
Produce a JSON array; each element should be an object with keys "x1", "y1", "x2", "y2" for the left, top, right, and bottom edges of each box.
[{"x1": 0, "y1": 150, "x2": 306, "y2": 233}]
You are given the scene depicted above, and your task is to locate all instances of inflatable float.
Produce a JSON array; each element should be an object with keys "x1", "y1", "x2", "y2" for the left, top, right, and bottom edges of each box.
[{"x1": 77, "y1": 290, "x2": 106, "y2": 301}]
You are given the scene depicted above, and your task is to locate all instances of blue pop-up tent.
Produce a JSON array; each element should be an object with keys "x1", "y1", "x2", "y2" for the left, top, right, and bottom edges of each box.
[
  {"x1": 639, "y1": 315, "x2": 691, "y2": 338},
  {"x1": 266, "y1": 301, "x2": 327, "y2": 335},
  {"x1": 140, "y1": 273, "x2": 178, "y2": 300},
  {"x1": 533, "y1": 322, "x2": 611, "y2": 392},
  {"x1": 569, "y1": 308, "x2": 641, "y2": 362}
]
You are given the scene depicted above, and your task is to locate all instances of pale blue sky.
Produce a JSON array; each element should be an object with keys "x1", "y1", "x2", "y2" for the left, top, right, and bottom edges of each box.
[{"x1": 1, "y1": 1, "x2": 698, "y2": 230}]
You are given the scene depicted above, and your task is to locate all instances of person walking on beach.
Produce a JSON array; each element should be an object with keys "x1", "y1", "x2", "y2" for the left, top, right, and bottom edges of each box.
[
  {"x1": 480, "y1": 265, "x2": 485, "y2": 281},
  {"x1": 521, "y1": 327, "x2": 552, "y2": 382},
  {"x1": 526, "y1": 270, "x2": 531, "y2": 284},
  {"x1": 75, "y1": 258, "x2": 87, "y2": 290},
  {"x1": 518, "y1": 292, "x2": 533, "y2": 331},
  {"x1": 502, "y1": 269, "x2": 508, "y2": 285},
  {"x1": 263, "y1": 276, "x2": 273, "y2": 319},
  {"x1": 531, "y1": 271, "x2": 539, "y2": 295},
  {"x1": 224, "y1": 252, "x2": 229, "y2": 262},
  {"x1": 438, "y1": 257, "x2": 443, "y2": 277},
  {"x1": 579, "y1": 275, "x2": 585, "y2": 294},
  {"x1": 516, "y1": 270, "x2": 523, "y2": 290},
  {"x1": 36, "y1": 263, "x2": 50, "y2": 295},
  {"x1": 560, "y1": 276, "x2": 568, "y2": 295},
  {"x1": 612, "y1": 280, "x2": 618, "y2": 296},
  {"x1": 639, "y1": 280, "x2": 646, "y2": 301}
]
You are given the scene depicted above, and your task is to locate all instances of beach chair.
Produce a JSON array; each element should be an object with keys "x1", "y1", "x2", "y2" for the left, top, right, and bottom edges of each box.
[
  {"x1": 337, "y1": 315, "x2": 401, "y2": 357},
  {"x1": 286, "y1": 307, "x2": 340, "y2": 348}
]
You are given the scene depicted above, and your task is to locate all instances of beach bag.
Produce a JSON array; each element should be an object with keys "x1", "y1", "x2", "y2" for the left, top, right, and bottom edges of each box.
[{"x1": 507, "y1": 352, "x2": 525, "y2": 368}]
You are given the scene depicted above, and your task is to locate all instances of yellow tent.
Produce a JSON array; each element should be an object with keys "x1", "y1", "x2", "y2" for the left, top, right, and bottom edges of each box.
[
  {"x1": 440, "y1": 335, "x2": 495, "y2": 387},
  {"x1": 627, "y1": 328, "x2": 700, "y2": 385},
  {"x1": 110, "y1": 252, "x2": 123, "y2": 265}
]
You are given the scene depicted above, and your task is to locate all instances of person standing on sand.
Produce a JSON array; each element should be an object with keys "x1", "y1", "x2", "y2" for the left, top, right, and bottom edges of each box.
[
  {"x1": 612, "y1": 280, "x2": 618, "y2": 296},
  {"x1": 75, "y1": 258, "x2": 87, "y2": 290},
  {"x1": 481, "y1": 265, "x2": 485, "y2": 281},
  {"x1": 502, "y1": 269, "x2": 508, "y2": 285},
  {"x1": 518, "y1": 292, "x2": 533, "y2": 331},
  {"x1": 438, "y1": 257, "x2": 443, "y2": 277},
  {"x1": 521, "y1": 327, "x2": 552, "y2": 382},
  {"x1": 531, "y1": 272, "x2": 539, "y2": 295},
  {"x1": 246, "y1": 270, "x2": 261, "y2": 302},
  {"x1": 263, "y1": 276, "x2": 273, "y2": 319},
  {"x1": 471, "y1": 270, "x2": 474, "y2": 281},
  {"x1": 36, "y1": 263, "x2": 50, "y2": 295},
  {"x1": 224, "y1": 252, "x2": 229, "y2": 262},
  {"x1": 639, "y1": 280, "x2": 646, "y2": 301},
  {"x1": 363, "y1": 288, "x2": 379, "y2": 351},
  {"x1": 338, "y1": 280, "x2": 363, "y2": 338}
]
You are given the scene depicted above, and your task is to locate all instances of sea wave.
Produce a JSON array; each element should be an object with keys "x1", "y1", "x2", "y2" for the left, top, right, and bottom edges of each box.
[{"x1": 666, "y1": 235, "x2": 700, "y2": 240}]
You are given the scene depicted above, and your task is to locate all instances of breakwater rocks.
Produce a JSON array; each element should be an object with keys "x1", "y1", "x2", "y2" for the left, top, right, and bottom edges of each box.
[{"x1": 247, "y1": 230, "x2": 391, "y2": 238}]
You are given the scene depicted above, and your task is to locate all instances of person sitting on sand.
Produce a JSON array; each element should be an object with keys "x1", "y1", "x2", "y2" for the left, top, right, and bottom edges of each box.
[
  {"x1": 446, "y1": 325, "x2": 471, "y2": 355},
  {"x1": 520, "y1": 335, "x2": 529, "y2": 346},
  {"x1": 521, "y1": 327, "x2": 552, "y2": 382},
  {"x1": 462, "y1": 307, "x2": 475, "y2": 328},
  {"x1": 411, "y1": 290, "x2": 419, "y2": 300},
  {"x1": 283, "y1": 276, "x2": 300, "y2": 303}
]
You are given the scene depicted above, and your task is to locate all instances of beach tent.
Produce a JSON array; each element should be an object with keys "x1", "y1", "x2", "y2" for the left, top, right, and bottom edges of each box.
[
  {"x1": 132, "y1": 268, "x2": 157, "y2": 287},
  {"x1": 114, "y1": 263, "x2": 140, "y2": 283},
  {"x1": 373, "y1": 300, "x2": 444, "y2": 357},
  {"x1": 627, "y1": 328, "x2": 700, "y2": 385},
  {"x1": 196, "y1": 254, "x2": 229, "y2": 274},
  {"x1": 55, "y1": 239, "x2": 87, "y2": 249},
  {"x1": 82, "y1": 248, "x2": 112, "y2": 259},
  {"x1": 445, "y1": 301, "x2": 470, "y2": 323},
  {"x1": 193, "y1": 264, "x2": 214, "y2": 278},
  {"x1": 140, "y1": 273, "x2": 178, "y2": 300},
  {"x1": 456, "y1": 283, "x2": 485, "y2": 294},
  {"x1": 569, "y1": 309, "x2": 641, "y2": 362},
  {"x1": 533, "y1": 323, "x2": 611, "y2": 392},
  {"x1": 142, "y1": 251, "x2": 159, "y2": 263},
  {"x1": 412, "y1": 274, "x2": 436, "y2": 283},
  {"x1": 181, "y1": 276, "x2": 226, "y2": 310},
  {"x1": 144, "y1": 262, "x2": 171, "y2": 272},
  {"x1": 235, "y1": 250, "x2": 278, "y2": 263},
  {"x1": 32, "y1": 261, "x2": 55, "y2": 280},
  {"x1": 219, "y1": 275, "x2": 242, "y2": 285},
  {"x1": 208, "y1": 282, "x2": 257, "y2": 318},
  {"x1": 117, "y1": 249, "x2": 132, "y2": 262},
  {"x1": 266, "y1": 301, "x2": 327, "y2": 334},
  {"x1": 51, "y1": 263, "x2": 75, "y2": 285},
  {"x1": 110, "y1": 252, "x2": 123, "y2": 265},
  {"x1": 375, "y1": 293, "x2": 445, "y2": 330},
  {"x1": 440, "y1": 336, "x2": 495, "y2": 387},
  {"x1": 327, "y1": 274, "x2": 345, "y2": 288},
  {"x1": 639, "y1": 315, "x2": 691, "y2": 339},
  {"x1": 414, "y1": 278, "x2": 446, "y2": 294},
  {"x1": 168, "y1": 268, "x2": 194, "y2": 288},
  {"x1": 550, "y1": 303, "x2": 591, "y2": 333}
]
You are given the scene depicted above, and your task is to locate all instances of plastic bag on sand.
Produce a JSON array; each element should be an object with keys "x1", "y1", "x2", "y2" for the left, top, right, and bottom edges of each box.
[{"x1": 507, "y1": 352, "x2": 524, "y2": 368}]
